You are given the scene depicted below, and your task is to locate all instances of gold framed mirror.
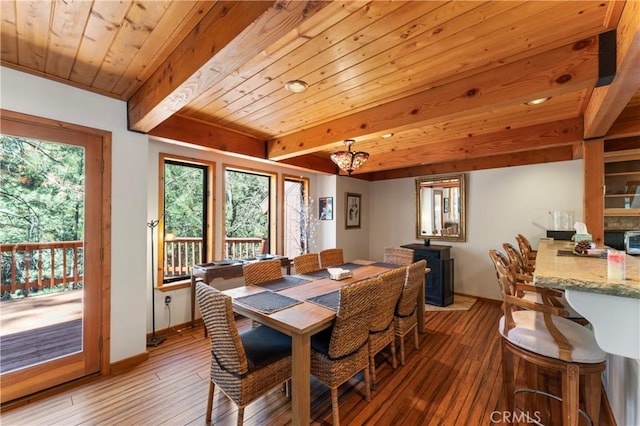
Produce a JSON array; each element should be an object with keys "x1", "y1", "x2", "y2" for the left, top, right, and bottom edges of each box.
[{"x1": 416, "y1": 173, "x2": 466, "y2": 242}]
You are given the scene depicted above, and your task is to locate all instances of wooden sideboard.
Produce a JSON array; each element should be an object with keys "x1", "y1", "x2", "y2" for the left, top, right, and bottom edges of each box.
[{"x1": 402, "y1": 243, "x2": 454, "y2": 306}]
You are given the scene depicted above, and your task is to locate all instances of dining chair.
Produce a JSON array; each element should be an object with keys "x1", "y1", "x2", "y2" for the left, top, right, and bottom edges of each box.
[
  {"x1": 515, "y1": 233, "x2": 537, "y2": 267},
  {"x1": 310, "y1": 276, "x2": 380, "y2": 426},
  {"x1": 394, "y1": 259, "x2": 426, "y2": 365},
  {"x1": 195, "y1": 282, "x2": 292, "y2": 425},
  {"x1": 368, "y1": 266, "x2": 406, "y2": 390},
  {"x1": 319, "y1": 248, "x2": 344, "y2": 268},
  {"x1": 243, "y1": 259, "x2": 283, "y2": 285},
  {"x1": 503, "y1": 243, "x2": 586, "y2": 323},
  {"x1": 488, "y1": 250, "x2": 605, "y2": 426},
  {"x1": 293, "y1": 252, "x2": 321, "y2": 275},
  {"x1": 383, "y1": 247, "x2": 414, "y2": 265}
]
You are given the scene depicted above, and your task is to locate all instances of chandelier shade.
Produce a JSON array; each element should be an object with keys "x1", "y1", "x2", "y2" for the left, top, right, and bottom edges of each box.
[{"x1": 330, "y1": 139, "x2": 369, "y2": 175}]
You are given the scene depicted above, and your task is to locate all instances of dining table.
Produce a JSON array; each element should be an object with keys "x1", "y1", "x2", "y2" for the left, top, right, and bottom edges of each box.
[
  {"x1": 222, "y1": 259, "x2": 430, "y2": 425},
  {"x1": 190, "y1": 255, "x2": 291, "y2": 328}
]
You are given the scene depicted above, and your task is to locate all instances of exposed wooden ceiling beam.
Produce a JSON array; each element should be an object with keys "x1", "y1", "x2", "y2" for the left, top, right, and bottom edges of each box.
[
  {"x1": 128, "y1": 1, "x2": 329, "y2": 133},
  {"x1": 351, "y1": 118, "x2": 583, "y2": 174},
  {"x1": 267, "y1": 37, "x2": 600, "y2": 160},
  {"x1": 149, "y1": 114, "x2": 264, "y2": 158},
  {"x1": 363, "y1": 146, "x2": 576, "y2": 181},
  {"x1": 606, "y1": 105, "x2": 640, "y2": 139},
  {"x1": 583, "y1": 1, "x2": 640, "y2": 138},
  {"x1": 277, "y1": 154, "x2": 337, "y2": 175}
]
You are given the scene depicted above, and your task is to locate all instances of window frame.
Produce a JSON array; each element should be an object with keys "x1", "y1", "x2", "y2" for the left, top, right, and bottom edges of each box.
[
  {"x1": 222, "y1": 164, "x2": 277, "y2": 258},
  {"x1": 282, "y1": 175, "x2": 310, "y2": 257},
  {"x1": 158, "y1": 153, "x2": 215, "y2": 289}
]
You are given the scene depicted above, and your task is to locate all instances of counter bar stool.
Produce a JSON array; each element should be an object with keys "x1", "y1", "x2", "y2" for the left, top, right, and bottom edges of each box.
[
  {"x1": 516, "y1": 234, "x2": 537, "y2": 267},
  {"x1": 503, "y1": 243, "x2": 586, "y2": 324},
  {"x1": 292, "y1": 252, "x2": 321, "y2": 275},
  {"x1": 489, "y1": 250, "x2": 605, "y2": 426},
  {"x1": 319, "y1": 248, "x2": 344, "y2": 268},
  {"x1": 383, "y1": 247, "x2": 414, "y2": 265}
]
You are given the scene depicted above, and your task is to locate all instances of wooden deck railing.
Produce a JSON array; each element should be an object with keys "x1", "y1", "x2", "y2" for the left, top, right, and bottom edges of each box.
[
  {"x1": 224, "y1": 237, "x2": 266, "y2": 259},
  {"x1": 0, "y1": 241, "x2": 84, "y2": 296},
  {"x1": 1, "y1": 237, "x2": 268, "y2": 293},
  {"x1": 163, "y1": 237, "x2": 266, "y2": 277}
]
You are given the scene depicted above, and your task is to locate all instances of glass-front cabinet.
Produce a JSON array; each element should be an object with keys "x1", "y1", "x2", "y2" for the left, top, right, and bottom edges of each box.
[{"x1": 604, "y1": 151, "x2": 640, "y2": 216}]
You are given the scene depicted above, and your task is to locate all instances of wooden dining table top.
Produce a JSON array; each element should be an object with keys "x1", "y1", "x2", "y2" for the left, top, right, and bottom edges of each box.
[{"x1": 222, "y1": 260, "x2": 395, "y2": 336}]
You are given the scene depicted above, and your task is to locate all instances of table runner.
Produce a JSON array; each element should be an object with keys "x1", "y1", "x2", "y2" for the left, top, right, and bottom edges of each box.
[
  {"x1": 254, "y1": 276, "x2": 312, "y2": 291},
  {"x1": 306, "y1": 290, "x2": 340, "y2": 311},
  {"x1": 235, "y1": 291, "x2": 302, "y2": 314}
]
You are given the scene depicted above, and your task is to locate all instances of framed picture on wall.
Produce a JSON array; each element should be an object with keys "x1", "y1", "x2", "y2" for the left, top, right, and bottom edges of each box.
[
  {"x1": 345, "y1": 193, "x2": 361, "y2": 229},
  {"x1": 319, "y1": 197, "x2": 333, "y2": 220}
]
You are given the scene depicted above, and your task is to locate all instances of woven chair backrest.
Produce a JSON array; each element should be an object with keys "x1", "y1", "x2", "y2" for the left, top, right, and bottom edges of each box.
[
  {"x1": 383, "y1": 247, "x2": 414, "y2": 266},
  {"x1": 329, "y1": 276, "x2": 380, "y2": 359},
  {"x1": 293, "y1": 253, "x2": 321, "y2": 275},
  {"x1": 195, "y1": 282, "x2": 248, "y2": 376},
  {"x1": 396, "y1": 260, "x2": 426, "y2": 317},
  {"x1": 243, "y1": 259, "x2": 282, "y2": 285},
  {"x1": 370, "y1": 267, "x2": 407, "y2": 333},
  {"x1": 319, "y1": 248, "x2": 344, "y2": 268}
]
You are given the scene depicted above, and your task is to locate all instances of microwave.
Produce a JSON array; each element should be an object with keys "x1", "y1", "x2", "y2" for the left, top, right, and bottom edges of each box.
[{"x1": 625, "y1": 231, "x2": 640, "y2": 255}]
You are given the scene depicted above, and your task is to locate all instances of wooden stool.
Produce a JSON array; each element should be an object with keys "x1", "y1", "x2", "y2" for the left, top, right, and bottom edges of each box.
[{"x1": 489, "y1": 249, "x2": 605, "y2": 425}]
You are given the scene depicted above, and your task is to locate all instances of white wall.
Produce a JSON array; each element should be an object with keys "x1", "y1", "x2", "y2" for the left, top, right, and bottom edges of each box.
[
  {"x1": 336, "y1": 175, "x2": 371, "y2": 262},
  {"x1": 1, "y1": 66, "x2": 148, "y2": 362},
  {"x1": 369, "y1": 161, "x2": 584, "y2": 300}
]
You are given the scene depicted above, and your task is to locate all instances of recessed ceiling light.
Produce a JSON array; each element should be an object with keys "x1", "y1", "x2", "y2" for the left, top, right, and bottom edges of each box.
[
  {"x1": 525, "y1": 97, "x2": 551, "y2": 106},
  {"x1": 381, "y1": 133, "x2": 394, "y2": 139},
  {"x1": 284, "y1": 80, "x2": 308, "y2": 93}
]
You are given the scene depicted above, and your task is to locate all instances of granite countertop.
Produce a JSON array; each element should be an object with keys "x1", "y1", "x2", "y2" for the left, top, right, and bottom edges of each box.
[{"x1": 533, "y1": 240, "x2": 640, "y2": 299}]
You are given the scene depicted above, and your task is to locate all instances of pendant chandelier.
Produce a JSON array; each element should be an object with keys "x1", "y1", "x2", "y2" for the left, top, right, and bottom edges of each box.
[{"x1": 330, "y1": 139, "x2": 369, "y2": 176}]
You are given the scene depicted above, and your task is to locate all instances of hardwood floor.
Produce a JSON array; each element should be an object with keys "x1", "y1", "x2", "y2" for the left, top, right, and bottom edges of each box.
[{"x1": 0, "y1": 300, "x2": 611, "y2": 425}]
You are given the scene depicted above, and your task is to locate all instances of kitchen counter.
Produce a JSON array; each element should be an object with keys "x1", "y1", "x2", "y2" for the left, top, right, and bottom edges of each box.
[
  {"x1": 534, "y1": 239, "x2": 640, "y2": 359},
  {"x1": 534, "y1": 240, "x2": 640, "y2": 298}
]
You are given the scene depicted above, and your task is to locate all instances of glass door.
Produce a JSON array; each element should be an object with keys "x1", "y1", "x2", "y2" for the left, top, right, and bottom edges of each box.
[{"x1": 0, "y1": 113, "x2": 105, "y2": 403}]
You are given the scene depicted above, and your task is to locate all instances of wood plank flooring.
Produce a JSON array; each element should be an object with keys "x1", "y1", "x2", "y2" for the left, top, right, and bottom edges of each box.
[{"x1": 0, "y1": 300, "x2": 611, "y2": 425}]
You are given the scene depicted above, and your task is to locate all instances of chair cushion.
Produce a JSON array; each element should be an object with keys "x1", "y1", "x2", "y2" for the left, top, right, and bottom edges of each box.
[
  {"x1": 310, "y1": 327, "x2": 332, "y2": 356},
  {"x1": 499, "y1": 311, "x2": 606, "y2": 363},
  {"x1": 240, "y1": 325, "x2": 292, "y2": 371}
]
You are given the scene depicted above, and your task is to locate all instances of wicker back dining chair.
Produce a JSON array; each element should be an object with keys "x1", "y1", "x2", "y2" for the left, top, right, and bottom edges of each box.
[
  {"x1": 368, "y1": 266, "x2": 407, "y2": 390},
  {"x1": 383, "y1": 247, "x2": 414, "y2": 265},
  {"x1": 394, "y1": 259, "x2": 426, "y2": 365},
  {"x1": 195, "y1": 282, "x2": 292, "y2": 425},
  {"x1": 310, "y1": 276, "x2": 380, "y2": 426},
  {"x1": 488, "y1": 250, "x2": 605, "y2": 426},
  {"x1": 319, "y1": 248, "x2": 344, "y2": 268},
  {"x1": 293, "y1": 253, "x2": 321, "y2": 275},
  {"x1": 515, "y1": 233, "x2": 537, "y2": 267},
  {"x1": 243, "y1": 259, "x2": 283, "y2": 286}
]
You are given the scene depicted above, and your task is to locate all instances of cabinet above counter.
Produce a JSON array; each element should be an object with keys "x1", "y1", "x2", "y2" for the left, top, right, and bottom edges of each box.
[{"x1": 604, "y1": 150, "x2": 640, "y2": 218}]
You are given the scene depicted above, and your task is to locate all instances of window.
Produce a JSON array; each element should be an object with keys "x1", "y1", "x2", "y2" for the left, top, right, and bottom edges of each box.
[
  {"x1": 224, "y1": 167, "x2": 275, "y2": 258},
  {"x1": 283, "y1": 176, "x2": 310, "y2": 257},
  {"x1": 159, "y1": 155, "x2": 214, "y2": 286}
]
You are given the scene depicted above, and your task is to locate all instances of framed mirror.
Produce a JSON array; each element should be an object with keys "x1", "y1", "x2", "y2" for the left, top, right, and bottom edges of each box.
[{"x1": 416, "y1": 173, "x2": 466, "y2": 242}]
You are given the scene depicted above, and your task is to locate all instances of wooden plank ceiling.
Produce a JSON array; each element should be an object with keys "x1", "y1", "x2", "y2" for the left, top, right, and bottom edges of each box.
[{"x1": 1, "y1": 1, "x2": 639, "y2": 180}]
